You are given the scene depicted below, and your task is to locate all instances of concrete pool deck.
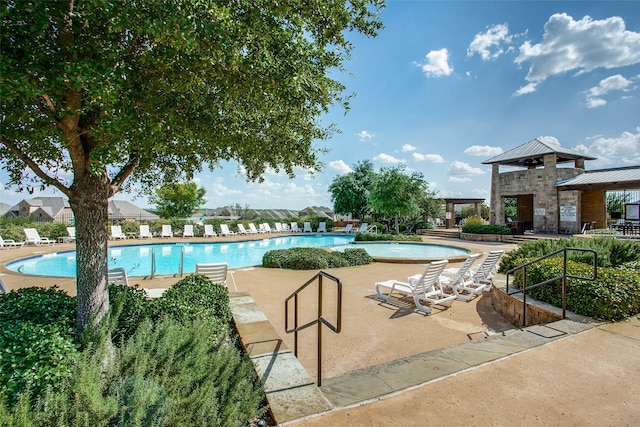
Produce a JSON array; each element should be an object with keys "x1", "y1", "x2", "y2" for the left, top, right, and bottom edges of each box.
[{"x1": 1, "y1": 233, "x2": 639, "y2": 425}]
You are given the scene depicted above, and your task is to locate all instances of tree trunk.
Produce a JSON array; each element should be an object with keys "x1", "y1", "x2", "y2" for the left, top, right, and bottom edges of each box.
[
  {"x1": 68, "y1": 176, "x2": 111, "y2": 337},
  {"x1": 395, "y1": 215, "x2": 400, "y2": 235}
]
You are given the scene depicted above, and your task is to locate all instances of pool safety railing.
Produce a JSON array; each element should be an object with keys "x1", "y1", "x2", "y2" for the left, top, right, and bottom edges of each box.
[
  {"x1": 284, "y1": 271, "x2": 342, "y2": 387},
  {"x1": 505, "y1": 248, "x2": 597, "y2": 326}
]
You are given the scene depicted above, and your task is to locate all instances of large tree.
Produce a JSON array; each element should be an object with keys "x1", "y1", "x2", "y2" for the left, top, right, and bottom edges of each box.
[
  {"x1": 152, "y1": 182, "x2": 206, "y2": 220},
  {"x1": 328, "y1": 159, "x2": 375, "y2": 220},
  {"x1": 368, "y1": 166, "x2": 429, "y2": 234},
  {"x1": 0, "y1": 0, "x2": 384, "y2": 334}
]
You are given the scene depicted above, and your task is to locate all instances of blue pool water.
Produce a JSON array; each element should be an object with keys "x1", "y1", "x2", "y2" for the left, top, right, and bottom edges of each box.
[
  {"x1": 7, "y1": 235, "x2": 355, "y2": 277},
  {"x1": 331, "y1": 242, "x2": 469, "y2": 259}
]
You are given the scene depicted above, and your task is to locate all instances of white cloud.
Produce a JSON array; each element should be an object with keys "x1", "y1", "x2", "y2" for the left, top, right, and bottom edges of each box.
[
  {"x1": 415, "y1": 48, "x2": 453, "y2": 78},
  {"x1": 585, "y1": 74, "x2": 634, "y2": 108},
  {"x1": 402, "y1": 144, "x2": 416, "y2": 152},
  {"x1": 356, "y1": 130, "x2": 374, "y2": 142},
  {"x1": 514, "y1": 13, "x2": 640, "y2": 94},
  {"x1": 328, "y1": 160, "x2": 353, "y2": 174},
  {"x1": 574, "y1": 127, "x2": 640, "y2": 166},
  {"x1": 373, "y1": 153, "x2": 404, "y2": 163},
  {"x1": 449, "y1": 176, "x2": 473, "y2": 183},
  {"x1": 538, "y1": 136, "x2": 561, "y2": 146},
  {"x1": 412, "y1": 152, "x2": 445, "y2": 163},
  {"x1": 467, "y1": 23, "x2": 512, "y2": 60},
  {"x1": 210, "y1": 177, "x2": 243, "y2": 197},
  {"x1": 514, "y1": 82, "x2": 538, "y2": 96},
  {"x1": 447, "y1": 160, "x2": 486, "y2": 176},
  {"x1": 464, "y1": 145, "x2": 503, "y2": 156}
]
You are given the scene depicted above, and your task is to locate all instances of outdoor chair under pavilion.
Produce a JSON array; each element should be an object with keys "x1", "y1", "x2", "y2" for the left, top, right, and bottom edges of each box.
[{"x1": 374, "y1": 259, "x2": 453, "y2": 314}]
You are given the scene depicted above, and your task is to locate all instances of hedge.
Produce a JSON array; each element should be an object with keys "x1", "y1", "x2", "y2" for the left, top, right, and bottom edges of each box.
[{"x1": 262, "y1": 247, "x2": 373, "y2": 269}]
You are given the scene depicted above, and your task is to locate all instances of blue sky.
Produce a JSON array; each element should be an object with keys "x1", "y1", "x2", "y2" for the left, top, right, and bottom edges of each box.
[{"x1": 2, "y1": 1, "x2": 639, "y2": 211}]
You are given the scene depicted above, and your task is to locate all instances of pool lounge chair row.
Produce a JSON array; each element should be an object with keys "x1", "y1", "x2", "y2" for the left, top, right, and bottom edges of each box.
[{"x1": 374, "y1": 250, "x2": 504, "y2": 314}]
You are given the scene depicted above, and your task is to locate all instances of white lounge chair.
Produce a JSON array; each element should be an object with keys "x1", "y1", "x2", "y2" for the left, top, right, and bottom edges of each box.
[
  {"x1": 161, "y1": 224, "x2": 173, "y2": 238},
  {"x1": 182, "y1": 224, "x2": 194, "y2": 238},
  {"x1": 341, "y1": 224, "x2": 354, "y2": 234},
  {"x1": 303, "y1": 222, "x2": 313, "y2": 233},
  {"x1": 237, "y1": 224, "x2": 249, "y2": 235},
  {"x1": 195, "y1": 262, "x2": 228, "y2": 286},
  {"x1": 317, "y1": 222, "x2": 327, "y2": 233},
  {"x1": 203, "y1": 224, "x2": 217, "y2": 237},
  {"x1": 470, "y1": 250, "x2": 504, "y2": 287},
  {"x1": 290, "y1": 222, "x2": 301, "y2": 233},
  {"x1": 107, "y1": 268, "x2": 129, "y2": 285},
  {"x1": 375, "y1": 259, "x2": 453, "y2": 314},
  {"x1": 220, "y1": 224, "x2": 236, "y2": 236},
  {"x1": 0, "y1": 278, "x2": 8, "y2": 294},
  {"x1": 65, "y1": 227, "x2": 76, "y2": 243},
  {"x1": 139, "y1": 224, "x2": 153, "y2": 239},
  {"x1": 262, "y1": 223, "x2": 273, "y2": 233},
  {"x1": 248, "y1": 223, "x2": 260, "y2": 234},
  {"x1": 111, "y1": 225, "x2": 127, "y2": 240},
  {"x1": 439, "y1": 253, "x2": 483, "y2": 301},
  {"x1": 274, "y1": 222, "x2": 284, "y2": 232},
  {"x1": 24, "y1": 228, "x2": 55, "y2": 245},
  {"x1": 1, "y1": 235, "x2": 26, "y2": 249},
  {"x1": 357, "y1": 223, "x2": 369, "y2": 233}
]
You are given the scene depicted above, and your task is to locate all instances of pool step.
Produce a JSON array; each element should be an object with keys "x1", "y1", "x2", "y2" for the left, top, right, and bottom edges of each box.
[{"x1": 229, "y1": 292, "x2": 332, "y2": 425}]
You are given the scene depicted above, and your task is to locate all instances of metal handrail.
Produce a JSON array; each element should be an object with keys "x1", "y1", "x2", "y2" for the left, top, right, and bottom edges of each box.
[
  {"x1": 506, "y1": 247, "x2": 597, "y2": 326},
  {"x1": 284, "y1": 271, "x2": 342, "y2": 386}
]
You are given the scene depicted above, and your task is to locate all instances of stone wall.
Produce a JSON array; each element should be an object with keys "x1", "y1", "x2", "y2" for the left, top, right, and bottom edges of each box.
[{"x1": 491, "y1": 285, "x2": 563, "y2": 327}]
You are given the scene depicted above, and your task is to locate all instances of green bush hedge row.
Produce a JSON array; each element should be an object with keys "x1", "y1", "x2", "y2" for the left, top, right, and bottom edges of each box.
[
  {"x1": 0, "y1": 276, "x2": 266, "y2": 425},
  {"x1": 499, "y1": 237, "x2": 640, "y2": 273},
  {"x1": 354, "y1": 232, "x2": 422, "y2": 242},
  {"x1": 511, "y1": 257, "x2": 640, "y2": 321},
  {"x1": 262, "y1": 247, "x2": 373, "y2": 269},
  {"x1": 461, "y1": 223, "x2": 512, "y2": 235}
]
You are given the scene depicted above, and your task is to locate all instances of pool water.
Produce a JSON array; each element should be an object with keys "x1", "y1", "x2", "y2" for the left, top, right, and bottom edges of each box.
[
  {"x1": 331, "y1": 242, "x2": 469, "y2": 259},
  {"x1": 7, "y1": 235, "x2": 355, "y2": 277}
]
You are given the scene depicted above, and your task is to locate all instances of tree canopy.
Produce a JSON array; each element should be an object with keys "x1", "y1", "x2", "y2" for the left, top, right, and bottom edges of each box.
[
  {"x1": 152, "y1": 182, "x2": 206, "y2": 219},
  {"x1": 0, "y1": 0, "x2": 384, "y2": 333},
  {"x1": 328, "y1": 160, "x2": 375, "y2": 220}
]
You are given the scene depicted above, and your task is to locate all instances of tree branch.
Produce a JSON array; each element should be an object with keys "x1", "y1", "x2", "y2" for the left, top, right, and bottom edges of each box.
[
  {"x1": 0, "y1": 136, "x2": 71, "y2": 197},
  {"x1": 109, "y1": 153, "x2": 139, "y2": 197}
]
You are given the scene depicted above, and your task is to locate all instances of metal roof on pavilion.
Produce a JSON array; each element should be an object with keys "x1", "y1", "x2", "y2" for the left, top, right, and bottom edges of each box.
[
  {"x1": 482, "y1": 138, "x2": 596, "y2": 168},
  {"x1": 556, "y1": 166, "x2": 640, "y2": 191}
]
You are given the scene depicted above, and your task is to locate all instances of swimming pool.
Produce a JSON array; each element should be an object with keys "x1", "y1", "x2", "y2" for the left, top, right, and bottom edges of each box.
[
  {"x1": 331, "y1": 242, "x2": 469, "y2": 261},
  {"x1": 7, "y1": 235, "x2": 355, "y2": 277}
]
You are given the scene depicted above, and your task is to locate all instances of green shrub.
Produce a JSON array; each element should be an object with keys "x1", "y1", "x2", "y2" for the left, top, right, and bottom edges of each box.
[
  {"x1": 500, "y1": 237, "x2": 640, "y2": 273},
  {"x1": 109, "y1": 284, "x2": 154, "y2": 344},
  {"x1": 263, "y1": 247, "x2": 373, "y2": 269},
  {"x1": 354, "y1": 232, "x2": 421, "y2": 242},
  {"x1": 511, "y1": 257, "x2": 640, "y2": 320},
  {"x1": 0, "y1": 323, "x2": 79, "y2": 407},
  {"x1": 155, "y1": 275, "x2": 233, "y2": 327},
  {"x1": 462, "y1": 223, "x2": 512, "y2": 235},
  {"x1": 0, "y1": 286, "x2": 76, "y2": 328},
  {"x1": 5, "y1": 319, "x2": 266, "y2": 427}
]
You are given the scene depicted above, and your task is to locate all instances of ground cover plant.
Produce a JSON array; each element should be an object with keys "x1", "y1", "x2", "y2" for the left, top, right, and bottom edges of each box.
[
  {"x1": 263, "y1": 247, "x2": 373, "y2": 269},
  {"x1": 0, "y1": 276, "x2": 266, "y2": 425},
  {"x1": 461, "y1": 223, "x2": 512, "y2": 235},
  {"x1": 502, "y1": 237, "x2": 640, "y2": 320}
]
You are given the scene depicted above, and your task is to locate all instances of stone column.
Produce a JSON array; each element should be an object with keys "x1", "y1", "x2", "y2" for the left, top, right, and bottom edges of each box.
[
  {"x1": 541, "y1": 154, "x2": 558, "y2": 234},
  {"x1": 489, "y1": 164, "x2": 501, "y2": 224}
]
